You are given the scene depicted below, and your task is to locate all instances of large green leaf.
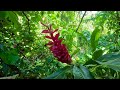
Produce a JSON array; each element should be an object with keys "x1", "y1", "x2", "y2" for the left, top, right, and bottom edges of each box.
[
  {"x1": 90, "y1": 27, "x2": 101, "y2": 52},
  {"x1": 6, "y1": 53, "x2": 19, "y2": 65},
  {"x1": 73, "y1": 65, "x2": 93, "y2": 79},
  {"x1": 43, "y1": 66, "x2": 72, "y2": 79},
  {"x1": 97, "y1": 53, "x2": 120, "y2": 62},
  {"x1": 0, "y1": 11, "x2": 8, "y2": 20},
  {"x1": 7, "y1": 11, "x2": 19, "y2": 29},
  {"x1": 73, "y1": 65, "x2": 83, "y2": 79},
  {"x1": 0, "y1": 49, "x2": 19, "y2": 65},
  {"x1": 92, "y1": 49, "x2": 103, "y2": 60},
  {"x1": 84, "y1": 59, "x2": 99, "y2": 65},
  {"x1": 96, "y1": 53, "x2": 120, "y2": 71}
]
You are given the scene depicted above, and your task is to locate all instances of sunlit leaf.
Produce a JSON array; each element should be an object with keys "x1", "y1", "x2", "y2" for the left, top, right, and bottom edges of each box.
[
  {"x1": 7, "y1": 11, "x2": 19, "y2": 29},
  {"x1": 90, "y1": 27, "x2": 101, "y2": 52}
]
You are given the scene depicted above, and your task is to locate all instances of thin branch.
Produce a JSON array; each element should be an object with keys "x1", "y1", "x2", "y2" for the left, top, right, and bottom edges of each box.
[
  {"x1": 41, "y1": 22, "x2": 49, "y2": 29},
  {"x1": 76, "y1": 11, "x2": 87, "y2": 32},
  {"x1": 22, "y1": 11, "x2": 30, "y2": 34}
]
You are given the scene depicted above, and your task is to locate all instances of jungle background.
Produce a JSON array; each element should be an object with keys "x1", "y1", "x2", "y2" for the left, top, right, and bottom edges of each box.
[{"x1": 0, "y1": 11, "x2": 120, "y2": 79}]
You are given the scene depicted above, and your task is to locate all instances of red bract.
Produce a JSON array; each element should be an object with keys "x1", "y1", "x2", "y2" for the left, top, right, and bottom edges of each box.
[{"x1": 41, "y1": 22, "x2": 72, "y2": 64}]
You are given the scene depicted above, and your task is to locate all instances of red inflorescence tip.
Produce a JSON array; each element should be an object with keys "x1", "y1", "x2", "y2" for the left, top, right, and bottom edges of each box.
[{"x1": 41, "y1": 22, "x2": 72, "y2": 64}]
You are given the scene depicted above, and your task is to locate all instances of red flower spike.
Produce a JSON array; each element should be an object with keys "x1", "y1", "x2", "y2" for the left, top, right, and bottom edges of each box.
[
  {"x1": 45, "y1": 36, "x2": 52, "y2": 39},
  {"x1": 41, "y1": 22, "x2": 72, "y2": 64},
  {"x1": 46, "y1": 41, "x2": 54, "y2": 46},
  {"x1": 40, "y1": 22, "x2": 49, "y2": 29},
  {"x1": 55, "y1": 33, "x2": 59, "y2": 40},
  {"x1": 53, "y1": 29, "x2": 58, "y2": 33},
  {"x1": 42, "y1": 30, "x2": 50, "y2": 33}
]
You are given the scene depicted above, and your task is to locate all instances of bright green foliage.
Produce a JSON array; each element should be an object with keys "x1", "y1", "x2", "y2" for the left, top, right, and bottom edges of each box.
[
  {"x1": 90, "y1": 27, "x2": 101, "y2": 52},
  {"x1": 0, "y1": 11, "x2": 120, "y2": 79}
]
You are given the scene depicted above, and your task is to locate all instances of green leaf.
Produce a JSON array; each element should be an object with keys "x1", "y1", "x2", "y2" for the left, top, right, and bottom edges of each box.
[
  {"x1": 6, "y1": 54, "x2": 19, "y2": 65},
  {"x1": 0, "y1": 44, "x2": 4, "y2": 51},
  {"x1": 97, "y1": 53, "x2": 120, "y2": 62},
  {"x1": 43, "y1": 66, "x2": 72, "y2": 79},
  {"x1": 90, "y1": 27, "x2": 101, "y2": 52},
  {"x1": 96, "y1": 53, "x2": 120, "y2": 71},
  {"x1": 92, "y1": 49, "x2": 103, "y2": 60},
  {"x1": 1, "y1": 63, "x2": 9, "y2": 76},
  {"x1": 0, "y1": 50, "x2": 19, "y2": 65},
  {"x1": 1, "y1": 53, "x2": 19, "y2": 65},
  {"x1": 46, "y1": 56, "x2": 53, "y2": 63},
  {"x1": 84, "y1": 59, "x2": 99, "y2": 65},
  {"x1": 41, "y1": 11, "x2": 44, "y2": 16},
  {"x1": 7, "y1": 11, "x2": 19, "y2": 28},
  {"x1": 71, "y1": 49, "x2": 80, "y2": 57},
  {"x1": 79, "y1": 64, "x2": 94, "y2": 79},
  {"x1": 0, "y1": 11, "x2": 8, "y2": 20},
  {"x1": 77, "y1": 32, "x2": 88, "y2": 42},
  {"x1": 73, "y1": 65, "x2": 93, "y2": 79},
  {"x1": 73, "y1": 65, "x2": 83, "y2": 79}
]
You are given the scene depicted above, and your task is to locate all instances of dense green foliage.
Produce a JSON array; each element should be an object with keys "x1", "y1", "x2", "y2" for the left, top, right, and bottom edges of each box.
[{"x1": 0, "y1": 11, "x2": 120, "y2": 79}]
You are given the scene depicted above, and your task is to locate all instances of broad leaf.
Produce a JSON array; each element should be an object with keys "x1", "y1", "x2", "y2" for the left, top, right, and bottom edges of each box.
[
  {"x1": 0, "y1": 49, "x2": 19, "y2": 65},
  {"x1": 79, "y1": 64, "x2": 93, "y2": 79},
  {"x1": 97, "y1": 53, "x2": 120, "y2": 62},
  {"x1": 6, "y1": 53, "x2": 19, "y2": 65},
  {"x1": 90, "y1": 27, "x2": 101, "y2": 52},
  {"x1": 43, "y1": 66, "x2": 72, "y2": 79},
  {"x1": 73, "y1": 65, "x2": 83, "y2": 79},
  {"x1": 96, "y1": 53, "x2": 120, "y2": 71},
  {"x1": 84, "y1": 59, "x2": 99, "y2": 65},
  {"x1": 0, "y1": 11, "x2": 8, "y2": 20},
  {"x1": 92, "y1": 49, "x2": 103, "y2": 60},
  {"x1": 7, "y1": 11, "x2": 19, "y2": 29},
  {"x1": 73, "y1": 65, "x2": 93, "y2": 79}
]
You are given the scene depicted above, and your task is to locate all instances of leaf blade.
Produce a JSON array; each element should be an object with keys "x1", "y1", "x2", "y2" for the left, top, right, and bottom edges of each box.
[
  {"x1": 90, "y1": 28, "x2": 101, "y2": 52},
  {"x1": 96, "y1": 53, "x2": 120, "y2": 71},
  {"x1": 43, "y1": 66, "x2": 71, "y2": 79},
  {"x1": 73, "y1": 65, "x2": 93, "y2": 79}
]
